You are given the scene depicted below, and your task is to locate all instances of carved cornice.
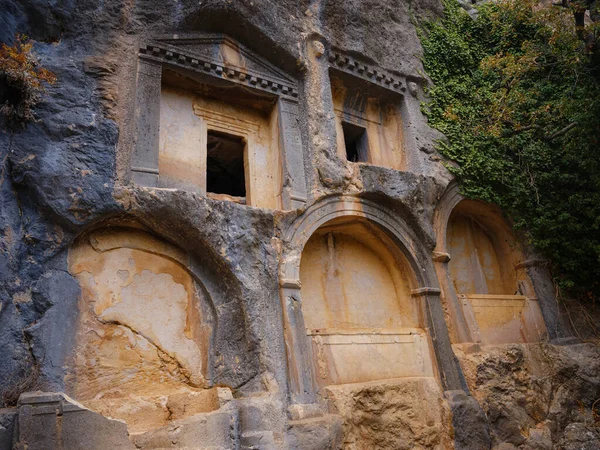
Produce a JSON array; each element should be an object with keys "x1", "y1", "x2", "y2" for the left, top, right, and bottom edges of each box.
[
  {"x1": 138, "y1": 36, "x2": 299, "y2": 102},
  {"x1": 328, "y1": 50, "x2": 406, "y2": 94}
]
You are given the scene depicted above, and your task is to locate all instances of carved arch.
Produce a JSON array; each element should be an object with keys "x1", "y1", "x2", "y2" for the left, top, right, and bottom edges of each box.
[
  {"x1": 64, "y1": 221, "x2": 259, "y2": 430},
  {"x1": 279, "y1": 195, "x2": 466, "y2": 404},
  {"x1": 433, "y1": 183, "x2": 552, "y2": 344}
]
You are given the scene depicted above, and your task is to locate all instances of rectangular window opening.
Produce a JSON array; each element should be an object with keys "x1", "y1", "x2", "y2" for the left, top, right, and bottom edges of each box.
[
  {"x1": 342, "y1": 121, "x2": 368, "y2": 163},
  {"x1": 207, "y1": 130, "x2": 246, "y2": 198}
]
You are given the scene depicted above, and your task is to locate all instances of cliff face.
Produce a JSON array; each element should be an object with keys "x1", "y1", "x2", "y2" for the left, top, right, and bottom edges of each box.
[{"x1": 0, "y1": 1, "x2": 598, "y2": 449}]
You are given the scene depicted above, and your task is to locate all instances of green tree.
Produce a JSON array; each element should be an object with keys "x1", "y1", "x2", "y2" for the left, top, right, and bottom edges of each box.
[{"x1": 421, "y1": 0, "x2": 600, "y2": 300}]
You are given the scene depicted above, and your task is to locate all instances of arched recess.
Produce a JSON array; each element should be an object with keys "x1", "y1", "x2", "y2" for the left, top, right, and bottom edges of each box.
[
  {"x1": 66, "y1": 226, "x2": 229, "y2": 433},
  {"x1": 433, "y1": 184, "x2": 549, "y2": 345},
  {"x1": 279, "y1": 196, "x2": 466, "y2": 405},
  {"x1": 300, "y1": 218, "x2": 434, "y2": 388}
]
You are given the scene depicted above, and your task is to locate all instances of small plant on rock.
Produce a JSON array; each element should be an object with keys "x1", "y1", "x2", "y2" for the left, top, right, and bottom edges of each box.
[{"x1": 0, "y1": 34, "x2": 56, "y2": 128}]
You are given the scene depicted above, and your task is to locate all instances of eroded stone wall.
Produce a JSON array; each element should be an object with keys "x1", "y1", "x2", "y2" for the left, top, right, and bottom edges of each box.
[
  {"x1": 1, "y1": 1, "x2": 599, "y2": 449},
  {"x1": 454, "y1": 342, "x2": 600, "y2": 449},
  {"x1": 326, "y1": 378, "x2": 452, "y2": 450}
]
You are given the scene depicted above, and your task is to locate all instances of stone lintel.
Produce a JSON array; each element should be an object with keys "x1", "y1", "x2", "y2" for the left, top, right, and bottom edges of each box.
[
  {"x1": 139, "y1": 43, "x2": 299, "y2": 102},
  {"x1": 328, "y1": 49, "x2": 410, "y2": 95}
]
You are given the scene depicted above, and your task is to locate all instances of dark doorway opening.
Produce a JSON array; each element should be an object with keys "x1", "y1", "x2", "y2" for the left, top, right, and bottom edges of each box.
[
  {"x1": 342, "y1": 121, "x2": 369, "y2": 162},
  {"x1": 207, "y1": 130, "x2": 246, "y2": 197}
]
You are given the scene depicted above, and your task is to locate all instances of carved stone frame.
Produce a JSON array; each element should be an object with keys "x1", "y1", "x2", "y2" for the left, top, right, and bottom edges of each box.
[
  {"x1": 279, "y1": 195, "x2": 468, "y2": 406},
  {"x1": 432, "y1": 182, "x2": 573, "y2": 342},
  {"x1": 130, "y1": 33, "x2": 307, "y2": 209}
]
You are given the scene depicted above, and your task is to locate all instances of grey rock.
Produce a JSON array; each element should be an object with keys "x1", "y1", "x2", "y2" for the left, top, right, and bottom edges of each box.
[
  {"x1": 285, "y1": 415, "x2": 344, "y2": 450},
  {"x1": 445, "y1": 390, "x2": 491, "y2": 450},
  {"x1": 457, "y1": 343, "x2": 600, "y2": 450},
  {"x1": 495, "y1": 444, "x2": 518, "y2": 450},
  {"x1": 133, "y1": 409, "x2": 238, "y2": 450},
  {"x1": 521, "y1": 425, "x2": 552, "y2": 450},
  {"x1": 0, "y1": 409, "x2": 17, "y2": 450},
  {"x1": 26, "y1": 270, "x2": 81, "y2": 390},
  {"x1": 558, "y1": 422, "x2": 600, "y2": 450}
]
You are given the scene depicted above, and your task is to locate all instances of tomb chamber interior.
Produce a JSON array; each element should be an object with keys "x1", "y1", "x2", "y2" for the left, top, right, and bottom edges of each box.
[
  {"x1": 158, "y1": 72, "x2": 282, "y2": 208},
  {"x1": 331, "y1": 74, "x2": 406, "y2": 170}
]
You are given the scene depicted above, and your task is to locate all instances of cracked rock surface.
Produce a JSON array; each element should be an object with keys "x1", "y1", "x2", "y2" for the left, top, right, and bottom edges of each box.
[{"x1": 1, "y1": 0, "x2": 600, "y2": 449}]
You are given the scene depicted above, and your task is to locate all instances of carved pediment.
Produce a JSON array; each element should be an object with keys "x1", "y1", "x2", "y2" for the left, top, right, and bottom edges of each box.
[
  {"x1": 328, "y1": 48, "x2": 406, "y2": 95},
  {"x1": 139, "y1": 33, "x2": 299, "y2": 101}
]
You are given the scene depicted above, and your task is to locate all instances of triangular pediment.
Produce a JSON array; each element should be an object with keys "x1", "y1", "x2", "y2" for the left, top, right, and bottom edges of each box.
[{"x1": 139, "y1": 33, "x2": 298, "y2": 101}]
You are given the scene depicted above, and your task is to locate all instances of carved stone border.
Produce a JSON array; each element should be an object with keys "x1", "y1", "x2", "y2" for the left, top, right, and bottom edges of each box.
[
  {"x1": 139, "y1": 41, "x2": 299, "y2": 102},
  {"x1": 278, "y1": 195, "x2": 468, "y2": 405},
  {"x1": 328, "y1": 49, "x2": 406, "y2": 94},
  {"x1": 131, "y1": 34, "x2": 307, "y2": 209}
]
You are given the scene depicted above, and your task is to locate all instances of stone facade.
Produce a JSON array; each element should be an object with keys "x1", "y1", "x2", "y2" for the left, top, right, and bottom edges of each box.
[{"x1": 0, "y1": 1, "x2": 597, "y2": 449}]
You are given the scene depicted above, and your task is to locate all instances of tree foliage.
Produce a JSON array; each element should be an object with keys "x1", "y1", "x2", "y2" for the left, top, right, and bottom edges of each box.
[
  {"x1": 0, "y1": 34, "x2": 56, "y2": 127},
  {"x1": 421, "y1": 0, "x2": 600, "y2": 299}
]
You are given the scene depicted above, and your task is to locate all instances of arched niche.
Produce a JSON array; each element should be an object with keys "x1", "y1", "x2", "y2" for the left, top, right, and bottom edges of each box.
[
  {"x1": 447, "y1": 201, "x2": 521, "y2": 297},
  {"x1": 66, "y1": 227, "x2": 220, "y2": 433},
  {"x1": 433, "y1": 193, "x2": 548, "y2": 345},
  {"x1": 279, "y1": 196, "x2": 467, "y2": 405},
  {"x1": 299, "y1": 217, "x2": 434, "y2": 387}
]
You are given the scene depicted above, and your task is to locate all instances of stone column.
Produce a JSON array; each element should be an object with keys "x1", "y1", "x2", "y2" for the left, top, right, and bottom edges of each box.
[
  {"x1": 279, "y1": 279, "x2": 317, "y2": 405},
  {"x1": 278, "y1": 98, "x2": 308, "y2": 210},
  {"x1": 412, "y1": 287, "x2": 468, "y2": 392},
  {"x1": 520, "y1": 259, "x2": 575, "y2": 341},
  {"x1": 414, "y1": 287, "x2": 492, "y2": 450},
  {"x1": 432, "y1": 251, "x2": 476, "y2": 343},
  {"x1": 131, "y1": 57, "x2": 162, "y2": 186},
  {"x1": 303, "y1": 38, "x2": 342, "y2": 191}
]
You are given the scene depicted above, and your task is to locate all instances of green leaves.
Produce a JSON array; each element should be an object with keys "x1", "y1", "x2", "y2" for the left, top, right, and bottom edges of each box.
[{"x1": 421, "y1": 0, "x2": 600, "y2": 299}]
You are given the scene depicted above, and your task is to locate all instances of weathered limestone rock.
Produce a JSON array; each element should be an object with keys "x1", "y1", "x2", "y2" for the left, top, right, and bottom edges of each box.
[
  {"x1": 131, "y1": 408, "x2": 238, "y2": 450},
  {"x1": 0, "y1": 408, "x2": 17, "y2": 450},
  {"x1": 454, "y1": 343, "x2": 600, "y2": 449},
  {"x1": 444, "y1": 390, "x2": 491, "y2": 450},
  {"x1": 11, "y1": 391, "x2": 240, "y2": 450},
  {"x1": 325, "y1": 378, "x2": 452, "y2": 450},
  {"x1": 66, "y1": 228, "x2": 219, "y2": 432},
  {"x1": 285, "y1": 415, "x2": 344, "y2": 450}
]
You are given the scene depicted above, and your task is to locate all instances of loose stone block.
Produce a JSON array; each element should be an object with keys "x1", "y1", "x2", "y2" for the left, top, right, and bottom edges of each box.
[{"x1": 13, "y1": 392, "x2": 134, "y2": 450}]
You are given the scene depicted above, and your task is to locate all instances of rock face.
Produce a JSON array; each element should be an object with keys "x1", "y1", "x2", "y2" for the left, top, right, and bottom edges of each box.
[
  {"x1": 0, "y1": 0, "x2": 599, "y2": 449},
  {"x1": 455, "y1": 343, "x2": 600, "y2": 450},
  {"x1": 325, "y1": 378, "x2": 451, "y2": 450}
]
